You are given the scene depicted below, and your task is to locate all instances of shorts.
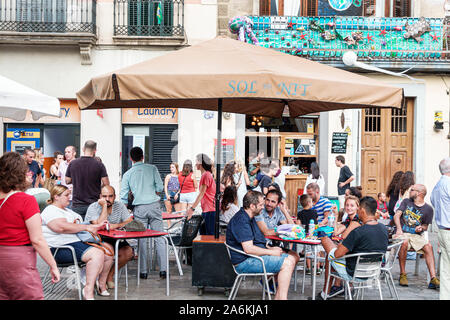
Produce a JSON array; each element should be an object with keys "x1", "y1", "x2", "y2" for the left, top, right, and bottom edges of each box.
[
  {"x1": 328, "y1": 248, "x2": 352, "y2": 281},
  {"x1": 235, "y1": 253, "x2": 288, "y2": 274},
  {"x1": 179, "y1": 192, "x2": 198, "y2": 204},
  {"x1": 50, "y1": 241, "x2": 94, "y2": 264},
  {"x1": 394, "y1": 233, "x2": 428, "y2": 253}
]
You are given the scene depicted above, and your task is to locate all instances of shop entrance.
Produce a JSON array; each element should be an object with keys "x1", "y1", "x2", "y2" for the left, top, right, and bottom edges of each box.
[
  {"x1": 361, "y1": 98, "x2": 414, "y2": 198},
  {"x1": 4, "y1": 123, "x2": 81, "y2": 177}
]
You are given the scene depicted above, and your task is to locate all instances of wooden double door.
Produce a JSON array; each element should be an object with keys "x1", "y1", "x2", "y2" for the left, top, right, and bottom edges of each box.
[{"x1": 361, "y1": 98, "x2": 414, "y2": 198}]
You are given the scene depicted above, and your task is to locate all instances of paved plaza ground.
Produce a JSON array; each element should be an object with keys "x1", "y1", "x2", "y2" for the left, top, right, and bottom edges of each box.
[{"x1": 37, "y1": 231, "x2": 441, "y2": 301}]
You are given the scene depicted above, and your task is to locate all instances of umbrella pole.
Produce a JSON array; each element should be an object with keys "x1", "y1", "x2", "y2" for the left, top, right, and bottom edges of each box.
[{"x1": 214, "y1": 99, "x2": 223, "y2": 239}]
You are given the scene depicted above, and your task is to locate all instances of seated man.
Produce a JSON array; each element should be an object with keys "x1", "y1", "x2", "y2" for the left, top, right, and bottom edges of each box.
[
  {"x1": 85, "y1": 185, "x2": 134, "y2": 289},
  {"x1": 306, "y1": 182, "x2": 332, "y2": 226},
  {"x1": 255, "y1": 189, "x2": 293, "y2": 237},
  {"x1": 315, "y1": 196, "x2": 389, "y2": 300},
  {"x1": 393, "y1": 184, "x2": 440, "y2": 289},
  {"x1": 226, "y1": 190, "x2": 299, "y2": 300}
]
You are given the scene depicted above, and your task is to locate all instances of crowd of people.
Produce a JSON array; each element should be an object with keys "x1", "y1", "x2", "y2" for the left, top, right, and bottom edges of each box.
[{"x1": 0, "y1": 141, "x2": 449, "y2": 301}]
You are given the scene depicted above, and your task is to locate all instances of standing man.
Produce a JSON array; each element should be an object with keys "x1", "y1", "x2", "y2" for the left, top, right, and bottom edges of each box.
[
  {"x1": 58, "y1": 145, "x2": 77, "y2": 208},
  {"x1": 23, "y1": 148, "x2": 42, "y2": 189},
  {"x1": 335, "y1": 155, "x2": 355, "y2": 209},
  {"x1": 120, "y1": 146, "x2": 167, "y2": 280},
  {"x1": 65, "y1": 140, "x2": 109, "y2": 219},
  {"x1": 394, "y1": 184, "x2": 439, "y2": 289},
  {"x1": 226, "y1": 190, "x2": 299, "y2": 300},
  {"x1": 431, "y1": 157, "x2": 450, "y2": 299}
]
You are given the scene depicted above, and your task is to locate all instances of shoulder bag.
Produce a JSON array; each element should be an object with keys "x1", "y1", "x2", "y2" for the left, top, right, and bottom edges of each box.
[
  {"x1": 75, "y1": 219, "x2": 113, "y2": 256},
  {"x1": 171, "y1": 175, "x2": 187, "y2": 204}
]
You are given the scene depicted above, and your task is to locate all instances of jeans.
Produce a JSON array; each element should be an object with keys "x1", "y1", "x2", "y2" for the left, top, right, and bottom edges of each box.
[
  {"x1": 235, "y1": 253, "x2": 288, "y2": 274},
  {"x1": 200, "y1": 211, "x2": 216, "y2": 235},
  {"x1": 133, "y1": 202, "x2": 167, "y2": 273},
  {"x1": 438, "y1": 229, "x2": 450, "y2": 300}
]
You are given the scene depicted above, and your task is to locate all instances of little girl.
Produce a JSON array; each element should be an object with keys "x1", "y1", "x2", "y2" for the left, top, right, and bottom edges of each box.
[{"x1": 377, "y1": 192, "x2": 390, "y2": 219}]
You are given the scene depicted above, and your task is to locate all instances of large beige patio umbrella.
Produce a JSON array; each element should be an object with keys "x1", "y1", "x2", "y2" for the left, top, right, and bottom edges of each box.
[{"x1": 77, "y1": 36, "x2": 403, "y2": 238}]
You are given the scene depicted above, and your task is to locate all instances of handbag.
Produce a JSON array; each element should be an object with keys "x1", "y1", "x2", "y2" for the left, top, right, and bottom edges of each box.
[
  {"x1": 171, "y1": 175, "x2": 187, "y2": 204},
  {"x1": 123, "y1": 219, "x2": 146, "y2": 232},
  {"x1": 75, "y1": 220, "x2": 113, "y2": 256}
]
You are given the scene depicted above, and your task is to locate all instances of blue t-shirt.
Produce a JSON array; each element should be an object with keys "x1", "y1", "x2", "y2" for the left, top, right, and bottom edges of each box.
[
  {"x1": 312, "y1": 196, "x2": 332, "y2": 223},
  {"x1": 226, "y1": 208, "x2": 267, "y2": 265}
]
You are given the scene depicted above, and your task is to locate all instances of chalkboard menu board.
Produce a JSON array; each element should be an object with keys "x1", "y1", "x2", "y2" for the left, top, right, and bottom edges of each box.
[{"x1": 331, "y1": 132, "x2": 348, "y2": 154}]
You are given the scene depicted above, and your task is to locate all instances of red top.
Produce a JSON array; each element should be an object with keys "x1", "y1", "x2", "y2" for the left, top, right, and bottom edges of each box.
[
  {"x1": 200, "y1": 171, "x2": 216, "y2": 212},
  {"x1": 178, "y1": 173, "x2": 196, "y2": 193},
  {"x1": 0, "y1": 192, "x2": 40, "y2": 246},
  {"x1": 99, "y1": 229, "x2": 168, "y2": 239}
]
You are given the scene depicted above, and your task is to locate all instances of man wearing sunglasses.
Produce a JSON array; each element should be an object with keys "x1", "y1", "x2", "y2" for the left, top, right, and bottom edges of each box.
[{"x1": 394, "y1": 184, "x2": 439, "y2": 289}]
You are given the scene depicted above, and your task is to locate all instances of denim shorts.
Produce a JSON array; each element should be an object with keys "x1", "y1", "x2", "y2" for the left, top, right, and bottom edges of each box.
[
  {"x1": 179, "y1": 192, "x2": 198, "y2": 203},
  {"x1": 235, "y1": 253, "x2": 288, "y2": 274},
  {"x1": 51, "y1": 241, "x2": 93, "y2": 264},
  {"x1": 328, "y1": 248, "x2": 352, "y2": 281}
]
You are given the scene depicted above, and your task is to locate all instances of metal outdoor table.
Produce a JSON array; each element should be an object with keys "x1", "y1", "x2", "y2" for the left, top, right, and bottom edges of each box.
[
  {"x1": 99, "y1": 229, "x2": 170, "y2": 300},
  {"x1": 162, "y1": 212, "x2": 186, "y2": 220},
  {"x1": 265, "y1": 235, "x2": 322, "y2": 300}
]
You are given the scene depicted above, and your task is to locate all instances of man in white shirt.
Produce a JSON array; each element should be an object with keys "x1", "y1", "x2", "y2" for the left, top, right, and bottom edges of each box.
[{"x1": 431, "y1": 157, "x2": 450, "y2": 300}]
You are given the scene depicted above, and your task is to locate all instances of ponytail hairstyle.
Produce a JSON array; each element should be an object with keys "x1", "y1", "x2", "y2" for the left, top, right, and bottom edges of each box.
[{"x1": 47, "y1": 185, "x2": 69, "y2": 204}]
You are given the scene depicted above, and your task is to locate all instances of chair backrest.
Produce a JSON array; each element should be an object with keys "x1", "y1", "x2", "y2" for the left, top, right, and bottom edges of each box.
[
  {"x1": 383, "y1": 240, "x2": 403, "y2": 271},
  {"x1": 350, "y1": 252, "x2": 385, "y2": 280},
  {"x1": 177, "y1": 215, "x2": 203, "y2": 247},
  {"x1": 224, "y1": 243, "x2": 239, "y2": 275}
]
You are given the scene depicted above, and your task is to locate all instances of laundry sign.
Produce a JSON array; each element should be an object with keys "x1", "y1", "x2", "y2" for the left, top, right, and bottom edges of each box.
[{"x1": 122, "y1": 107, "x2": 178, "y2": 124}]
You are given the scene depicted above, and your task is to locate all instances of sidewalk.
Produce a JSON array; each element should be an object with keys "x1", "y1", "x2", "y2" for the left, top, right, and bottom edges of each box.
[{"x1": 38, "y1": 233, "x2": 441, "y2": 301}]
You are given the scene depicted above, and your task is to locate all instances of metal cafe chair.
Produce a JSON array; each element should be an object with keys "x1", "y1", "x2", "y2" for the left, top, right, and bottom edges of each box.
[
  {"x1": 324, "y1": 251, "x2": 385, "y2": 300},
  {"x1": 224, "y1": 243, "x2": 277, "y2": 300},
  {"x1": 42, "y1": 245, "x2": 85, "y2": 300},
  {"x1": 381, "y1": 240, "x2": 403, "y2": 299}
]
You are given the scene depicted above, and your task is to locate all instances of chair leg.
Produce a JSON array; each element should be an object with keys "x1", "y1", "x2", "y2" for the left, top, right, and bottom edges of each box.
[
  {"x1": 301, "y1": 257, "x2": 307, "y2": 294},
  {"x1": 345, "y1": 281, "x2": 353, "y2": 300},
  {"x1": 384, "y1": 272, "x2": 393, "y2": 298},
  {"x1": 377, "y1": 279, "x2": 383, "y2": 300},
  {"x1": 388, "y1": 271, "x2": 399, "y2": 300}
]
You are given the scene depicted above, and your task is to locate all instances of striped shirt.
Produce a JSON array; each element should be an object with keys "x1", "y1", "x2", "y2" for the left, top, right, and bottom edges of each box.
[
  {"x1": 312, "y1": 196, "x2": 332, "y2": 223},
  {"x1": 85, "y1": 201, "x2": 132, "y2": 224}
]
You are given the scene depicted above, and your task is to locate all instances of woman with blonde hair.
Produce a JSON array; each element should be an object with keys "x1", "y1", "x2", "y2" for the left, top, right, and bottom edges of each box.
[
  {"x1": 41, "y1": 184, "x2": 114, "y2": 300},
  {"x1": 0, "y1": 152, "x2": 60, "y2": 300},
  {"x1": 334, "y1": 195, "x2": 361, "y2": 239}
]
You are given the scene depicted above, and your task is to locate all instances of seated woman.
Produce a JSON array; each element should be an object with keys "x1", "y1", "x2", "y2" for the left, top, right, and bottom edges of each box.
[
  {"x1": 41, "y1": 185, "x2": 114, "y2": 300},
  {"x1": 220, "y1": 185, "x2": 240, "y2": 227},
  {"x1": 333, "y1": 195, "x2": 361, "y2": 239}
]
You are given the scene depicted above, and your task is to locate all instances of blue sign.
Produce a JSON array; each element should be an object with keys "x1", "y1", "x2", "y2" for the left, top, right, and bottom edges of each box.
[{"x1": 328, "y1": 0, "x2": 353, "y2": 11}]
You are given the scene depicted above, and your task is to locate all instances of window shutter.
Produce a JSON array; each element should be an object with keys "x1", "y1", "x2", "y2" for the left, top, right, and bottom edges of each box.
[
  {"x1": 393, "y1": 0, "x2": 411, "y2": 17},
  {"x1": 148, "y1": 125, "x2": 178, "y2": 180}
]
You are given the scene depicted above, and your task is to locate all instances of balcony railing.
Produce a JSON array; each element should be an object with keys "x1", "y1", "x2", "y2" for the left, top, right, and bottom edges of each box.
[
  {"x1": 114, "y1": 0, "x2": 184, "y2": 37},
  {"x1": 0, "y1": 0, "x2": 96, "y2": 34},
  {"x1": 236, "y1": 16, "x2": 449, "y2": 65}
]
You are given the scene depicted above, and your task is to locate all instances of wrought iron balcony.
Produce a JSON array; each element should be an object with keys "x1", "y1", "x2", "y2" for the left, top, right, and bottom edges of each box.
[
  {"x1": 114, "y1": 0, "x2": 184, "y2": 39},
  {"x1": 231, "y1": 16, "x2": 450, "y2": 70},
  {"x1": 0, "y1": 0, "x2": 96, "y2": 34}
]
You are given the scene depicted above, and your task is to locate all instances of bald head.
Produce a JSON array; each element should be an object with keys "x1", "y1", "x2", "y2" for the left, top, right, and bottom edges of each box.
[
  {"x1": 439, "y1": 157, "x2": 450, "y2": 176},
  {"x1": 100, "y1": 185, "x2": 116, "y2": 207},
  {"x1": 410, "y1": 184, "x2": 426, "y2": 202}
]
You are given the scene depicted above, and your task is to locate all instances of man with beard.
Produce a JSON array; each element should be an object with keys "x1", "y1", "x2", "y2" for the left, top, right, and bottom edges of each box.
[
  {"x1": 394, "y1": 184, "x2": 440, "y2": 289},
  {"x1": 226, "y1": 190, "x2": 299, "y2": 300},
  {"x1": 85, "y1": 185, "x2": 134, "y2": 290},
  {"x1": 255, "y1": 189, "x2": 293, "y2": 237}
]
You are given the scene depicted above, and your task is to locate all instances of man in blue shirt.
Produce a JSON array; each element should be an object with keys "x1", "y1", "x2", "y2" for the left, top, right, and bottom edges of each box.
[
  {"x1": 23, "y1": 148, "x2": 42, "y2": 188},
  {"x1": 226, "y1": 190, "x2": 299, "y2": 300},
  {"x1": 120, "y1": 147, "x2": 166, "y2": 280}
]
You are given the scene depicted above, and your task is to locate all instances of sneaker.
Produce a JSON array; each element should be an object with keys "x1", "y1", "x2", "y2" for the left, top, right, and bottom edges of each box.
[
  {"x1": 428, "y1": 277, "x2": 440, "y2": 290},
  {"x1": 328, "y1": 285, "x2": 344, "y2": 298},
  {"x1": 259, "y1": 279, "x2": 275, "y2": 294},
  {"x1": 305, "y1": 268, "x2": 311, "y2": 275},
  {"x1": 399, "y1": 273, "x2": 408, "y2": 286}
]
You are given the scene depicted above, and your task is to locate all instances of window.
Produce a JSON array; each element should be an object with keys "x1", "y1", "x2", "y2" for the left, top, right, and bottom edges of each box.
[
  {"x1": 364, "y1": 108, "x2": 381, "y2": 132},
  {"x1": 385, "y1": 0, "x2": 411, "y2": 17},
  {"x1": 15, "y1": 0, "x2": 67, "y2": 32},
  {"x1": 128, "y1": 0, "x2": 173, "y2": 36},
  {"x1": 302, "y1": 0, "x2": 318, "y2": 16}
]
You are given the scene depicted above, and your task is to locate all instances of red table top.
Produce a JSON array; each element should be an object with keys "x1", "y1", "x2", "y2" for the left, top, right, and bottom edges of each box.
[
  {"x1": 162, "y1": 212, "x2": 185, "y2": 220},
  {"x1": 99, "y1": 229, "x2": 168, "y2": 239}
]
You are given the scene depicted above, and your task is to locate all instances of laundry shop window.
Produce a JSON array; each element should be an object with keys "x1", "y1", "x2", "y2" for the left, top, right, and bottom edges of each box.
[{"x1": 122, "y1": 124, "x2": 178, "y2": 180}]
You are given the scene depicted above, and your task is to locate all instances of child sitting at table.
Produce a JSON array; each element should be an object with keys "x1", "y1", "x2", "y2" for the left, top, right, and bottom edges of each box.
[{"x1": 296, "y1": 194, "x2": 321, "y2": 275}]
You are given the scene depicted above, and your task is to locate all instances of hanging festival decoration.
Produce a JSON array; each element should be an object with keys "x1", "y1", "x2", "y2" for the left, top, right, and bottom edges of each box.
[{"x1": 228, "y1": 16, "x2": 258, "y2": 44}]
